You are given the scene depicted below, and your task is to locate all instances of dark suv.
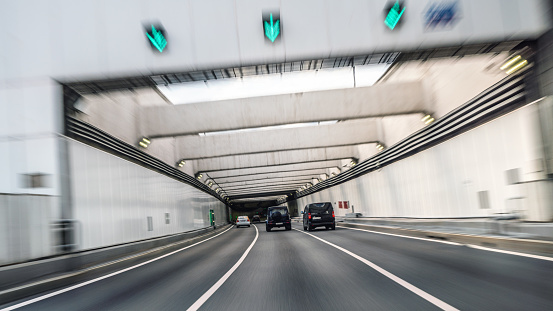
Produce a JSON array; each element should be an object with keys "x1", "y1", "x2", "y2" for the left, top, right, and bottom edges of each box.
[
  {"x1": 302, "y1": 202, "x2": 335, "y2": 231},
  {"x1": 266, "y1": 206, "x2": 291, "y2": 232}
]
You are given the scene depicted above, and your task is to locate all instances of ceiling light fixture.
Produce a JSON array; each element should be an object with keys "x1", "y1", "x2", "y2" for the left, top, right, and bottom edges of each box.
[
  {"x1": 421, "y1": 114, "x2": 435, "y2": 125},
  {"x1": 500, "y1": 55, "x2": 521, "y2": 70},
  {"x1": 505, "y1": 59, "x2": 528, "y2": 75},
  {"x1": 139, "y1": 137, "x2": 151, "y2": 148}
]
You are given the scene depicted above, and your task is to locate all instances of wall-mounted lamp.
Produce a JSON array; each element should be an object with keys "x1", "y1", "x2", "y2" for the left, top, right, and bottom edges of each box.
[
  {"x1": 196, "y1": 173, "x2": 203, "y2": 180},
  {"x1": 421, "y1": 114, "x2": 435, "y2": 125},
  {"x1": 500, "y1": 55, "x2": 528, "y2": 75},
  {"x1": 139, "y1": 137, "x2": 151, "y2": 148},
  {"x1": 376, "y1": 143, "x2": 385, "y2": 151},
  {"x1": 177, "y1": 159, "x2": 186, "y2": 167}
]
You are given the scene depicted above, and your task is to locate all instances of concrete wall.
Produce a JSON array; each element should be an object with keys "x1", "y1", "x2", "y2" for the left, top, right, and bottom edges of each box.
[
  {"x1": 1, "y1": 0, "x2": 549, "y2": 81},
  {"x1": 68, "y1": 138, "x2": 228, "y2": 251},
  {"x1": 77, "y1": 85, "x2": 425, "y2": 176},
  {"x1": 294, "y1": 98, "x2": 553, "y2": 222},
  {"x1": 0, "y1": 195, "x2": 56, "y2": 265},
  {"x1": 176, "y1": 118, "x2": 382, "y2": 159},
  {"x1": 145, "y1": 82, "x2": 427, "y2": 136},
  {"x1": 0, "y1": 79, "x2": 63, "y2": 196},
  {"x1": 0, "y1": 79, "x2": 65, "y2": 265},
  {"x1": 74, "y1": 88, "x2": 198, "y2": 175},
  {"x1": 380, "y1": 54, "x2": 511, "y2": 119}
]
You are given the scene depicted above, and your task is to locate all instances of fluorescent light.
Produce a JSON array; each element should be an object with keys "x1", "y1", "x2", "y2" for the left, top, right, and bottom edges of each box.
[
  {"x1": 506, "y1": 60, "x2": 528, "y2": 74},
  {"x1": 421, "y1": 115, "x2": 431, "y2": 122},
  {"x1": 141, "y1": 138, "x2": 151, "y2": 144},
  {"x1": 500, "y1": 55, "x2": 522, "y2": 70},
  {"x1": 199, "y1": 120, "x2": 339, "y2": 136},
  {"x1": 139, "y1": 141, "x2": 148, "y2": 148},
  {"x1": 424, "y1": 117, "x2": 435, "y2": 125}
]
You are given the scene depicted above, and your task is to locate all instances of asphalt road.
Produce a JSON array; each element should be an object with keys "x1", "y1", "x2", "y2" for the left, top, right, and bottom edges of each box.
[{"x1": 2, "y1": 222, "x2": 553, "y2": 310}]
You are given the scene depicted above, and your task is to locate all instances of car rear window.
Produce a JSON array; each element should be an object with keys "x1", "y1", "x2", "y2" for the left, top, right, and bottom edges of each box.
[
  {"x1": 309, "y1": 203, "x2": 333, "y2": 214},
  {"x1": 270, "y1": 208, "x2": 288, "y2": 217}
]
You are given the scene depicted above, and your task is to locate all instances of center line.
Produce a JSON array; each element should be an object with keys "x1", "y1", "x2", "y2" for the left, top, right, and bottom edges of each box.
[
  {"x1": 187, "y1": 224, "x2": 259, "y2": 311},
  {"x1": 293, "y1": 228, "x2": 459, "y2": 311}
]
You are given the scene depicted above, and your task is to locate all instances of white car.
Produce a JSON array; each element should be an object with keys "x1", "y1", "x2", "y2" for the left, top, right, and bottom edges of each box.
[{"x1": 236, "y1": 216, "x2": 250, "y2": 228}]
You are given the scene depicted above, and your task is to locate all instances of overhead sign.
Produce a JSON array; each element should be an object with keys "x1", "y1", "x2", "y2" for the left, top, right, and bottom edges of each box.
[
  {"x1": 384, "y1": 1, "x2": 405, "y2": 30},
  {"x1": 146, "y1": 24, "x2": 167, "y2": 53},
  {"x1": 263, "y1": 13, "x2": 281, "y2": 42},
  {"x1": 424, "y1": 1, "x2": 460, "y2": 30}
]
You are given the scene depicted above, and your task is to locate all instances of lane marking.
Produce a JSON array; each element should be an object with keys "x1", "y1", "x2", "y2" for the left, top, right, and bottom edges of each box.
[
  {"x1": 339, "y1": 225, "x2": 461, "y2": 246},
  {"x1": 339, "y1": 225, "x2": 553, "y2": 262},
  {"x1": 1, "y1": 226, "x2": 235, "y2": 311},
  {"x1": 466, "y1": 244, "x2": 553, "y2": 262},
  {"x1": 187, "y1": 224, "x2": 259, "y2": 311},
  {"x1": 294, "y1": 228, "x2": 459, "y2": 311}
]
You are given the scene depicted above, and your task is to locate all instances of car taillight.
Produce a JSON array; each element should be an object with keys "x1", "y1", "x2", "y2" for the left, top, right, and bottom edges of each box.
[
  {"x1": 308, "y1": 213, "x2": 311, "y2": 219},
  {"x1": 332, "y1": 211, "x2": 335, "y2": 218}
]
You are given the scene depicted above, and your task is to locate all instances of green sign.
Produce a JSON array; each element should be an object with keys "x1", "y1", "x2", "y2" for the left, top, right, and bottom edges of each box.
[
  {"x1": 385, "y1": 1, "x2": 405, "y2": 30},
  {"x1": 146, "y1": 25, "x2": 167, "y2": 52},
  {"x1": 264, "y1": 13, "x2": 280, "y2": 42},
  {"x1": 209, "y1": 209, "x2": 215, "y2": 226}
]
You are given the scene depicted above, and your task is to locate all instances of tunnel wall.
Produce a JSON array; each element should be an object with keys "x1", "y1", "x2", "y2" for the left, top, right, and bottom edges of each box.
[
  {"x1": 67, "y1": 138, "x2": 228, "y2": 251},
  {"x1": 294, "y1": 99, "x2": 553, "y2": 221}
]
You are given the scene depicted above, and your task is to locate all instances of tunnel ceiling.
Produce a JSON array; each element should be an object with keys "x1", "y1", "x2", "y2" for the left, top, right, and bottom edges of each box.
[{"x1": 66, "y1": 40, "x2": 527, "y2": 210}]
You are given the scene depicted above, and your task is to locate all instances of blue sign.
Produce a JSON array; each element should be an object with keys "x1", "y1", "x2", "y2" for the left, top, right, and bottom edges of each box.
[{"x1": 424, "y1": 1, "x2": 459, "y2": 29}]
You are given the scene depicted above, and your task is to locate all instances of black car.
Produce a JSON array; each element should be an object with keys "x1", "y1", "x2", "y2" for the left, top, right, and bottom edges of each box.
[
  {"x1": 266, "y1": 206, "x2": 291, "y2": 232},
  {"x1": 302, "y1": 202, "x2": 335, "y2": 231},
  {"x1": 251, "y1": 215, "x2": 261, "y2": 223}
]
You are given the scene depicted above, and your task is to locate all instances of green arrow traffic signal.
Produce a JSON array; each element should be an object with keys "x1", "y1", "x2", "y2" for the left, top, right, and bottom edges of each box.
[
  {"x1": 264, "y1": 13, "x2": 280, "y2": 42},
  {"x1": 146, "y1": 25, "x2": 167, "y2": 52},
  {"x1": 385, "y1": 1, "x2": 405, "y2": 30}
]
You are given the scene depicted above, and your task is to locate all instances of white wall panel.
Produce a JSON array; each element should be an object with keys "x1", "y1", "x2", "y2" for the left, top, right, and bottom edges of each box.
[
  {"x1": 0, "y1": 195, "x2": 55, "y2": 265},
  {"x1": 68, "y1": 138, "x2": 227, "y2": 251},
  {"x1": 297, "y1": 101, "x2": 553, "y2": 221}
]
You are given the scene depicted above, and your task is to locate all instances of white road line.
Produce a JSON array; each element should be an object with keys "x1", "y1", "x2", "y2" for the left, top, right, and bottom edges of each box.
[
  {"x1": 339, "y1": 225, "x2": 553, "y2": 262},
  {"x1": 466, "y1": 244, "x2": 553, "y2": 262},
  {"x1": 339, "y1": 226, "x2": 461, "y2": 245},
  {"x1": 0, "y1": 226, "x2": 235, "y2": 311},
  {"x1": 294, "y1": 228, "x2": 459, "y2": 311},
  {"x1": 187, "y1": 224, "x2": 259, "y2": 311}
]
